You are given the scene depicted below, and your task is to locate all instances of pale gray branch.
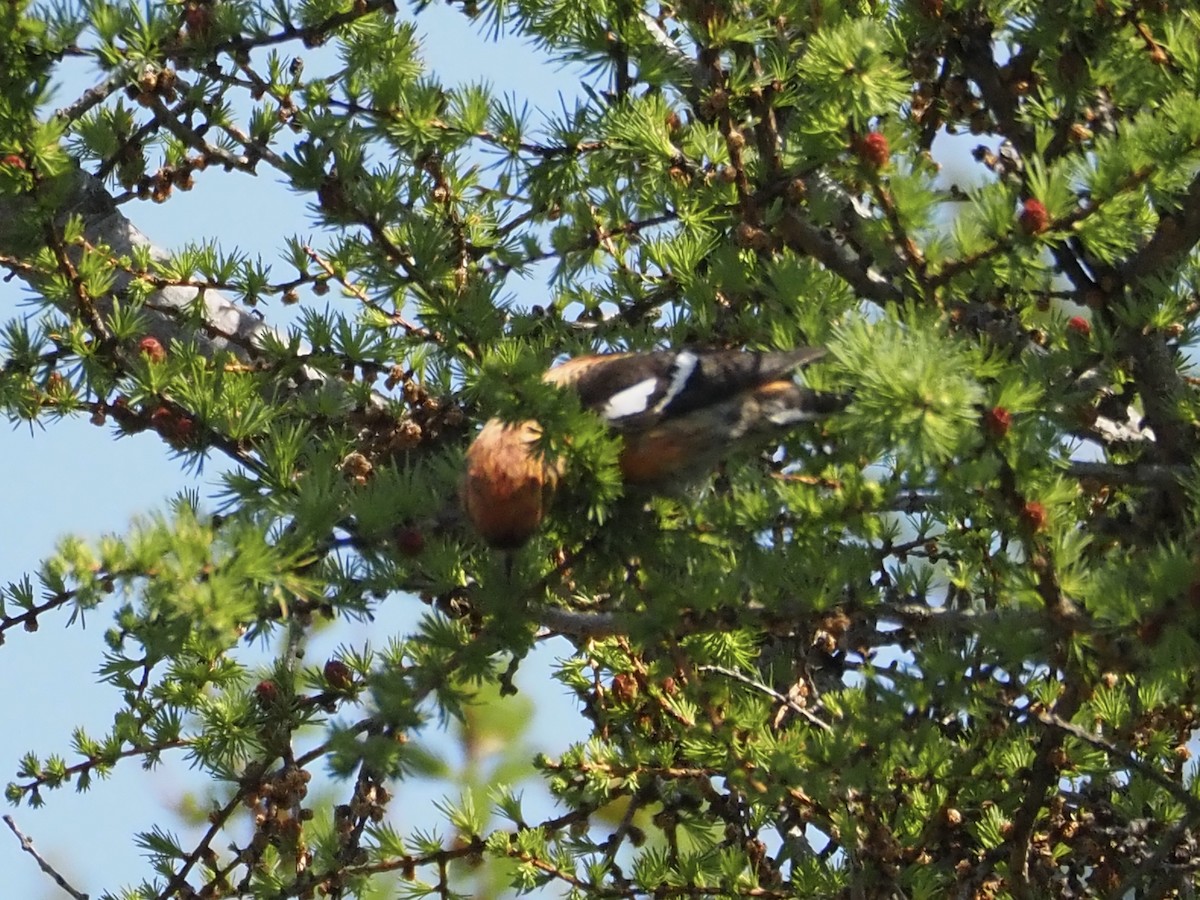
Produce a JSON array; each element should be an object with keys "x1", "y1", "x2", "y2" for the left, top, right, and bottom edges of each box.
[{"x1": 0, "y1": 168, "x2": 360, "y2": 406}]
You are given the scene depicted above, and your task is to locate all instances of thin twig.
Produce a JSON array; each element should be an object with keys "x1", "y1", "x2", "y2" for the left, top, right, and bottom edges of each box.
[
  {"x1": 3, "y1": 815, "x2": 89, "y2": 900},
  {"x1": 699, "y1": 664, "x2": 832, "y2": 731},
  {"x1": 1033, "y1": 709, "x2": 1200, "y2": 820},
  {"x1": 1065, "y1": 460, "x2": 1182, "y2": 486},
  {"x1": 301, "y1": 245, "x2": 433, "y2": 340}
]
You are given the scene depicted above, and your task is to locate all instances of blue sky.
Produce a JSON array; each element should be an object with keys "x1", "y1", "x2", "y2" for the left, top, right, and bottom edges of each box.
[{"x1": 0, "y1": 6, "x2": 590, "y2": 896}]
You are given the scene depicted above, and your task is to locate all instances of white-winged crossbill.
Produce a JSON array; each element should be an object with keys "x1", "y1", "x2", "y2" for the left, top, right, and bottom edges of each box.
[{"x1": 462, "y1": 347, "x2": 845, "y2": 548}]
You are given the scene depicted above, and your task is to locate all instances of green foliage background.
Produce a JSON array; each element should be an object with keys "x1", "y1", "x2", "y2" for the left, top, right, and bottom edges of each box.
[{"x1": 2, "y1": 0, "x2": 1200, "y2": 897}]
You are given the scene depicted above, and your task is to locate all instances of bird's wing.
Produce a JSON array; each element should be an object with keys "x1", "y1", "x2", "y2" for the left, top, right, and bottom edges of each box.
[{"x1": 548, "y1": 348, "x2": 828, "y2": 432}]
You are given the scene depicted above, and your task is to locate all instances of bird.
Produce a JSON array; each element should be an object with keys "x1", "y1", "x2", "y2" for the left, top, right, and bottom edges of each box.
[{"x1": 461, "y1": 347, "x2": 846, "y2": 549}]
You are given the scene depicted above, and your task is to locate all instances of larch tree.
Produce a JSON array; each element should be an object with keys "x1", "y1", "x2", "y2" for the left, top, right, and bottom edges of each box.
[{"x1": 2, "y1": 0, "x2": 1200, "y2": 898}]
